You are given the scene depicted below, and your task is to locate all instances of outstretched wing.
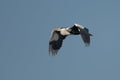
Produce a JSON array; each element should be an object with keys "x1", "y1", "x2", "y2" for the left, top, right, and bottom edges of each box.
[
  {"x1": 80, "y1": 28, "x2": 92, "y2": 46},
  {"x1": 49, "y1": 29, "x2": 66, "y2": 56},
  {"x1": 75, "y1": 24, "x2": 92, "y2": 46}
]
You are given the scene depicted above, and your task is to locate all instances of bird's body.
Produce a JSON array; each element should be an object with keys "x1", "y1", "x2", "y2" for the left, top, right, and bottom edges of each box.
[
  {"x1": 49, "y1": 23, "x2": 92, "y2": 56},
  {"x1": 59, "y1": 28, "x2": 71, "y2": 36}
]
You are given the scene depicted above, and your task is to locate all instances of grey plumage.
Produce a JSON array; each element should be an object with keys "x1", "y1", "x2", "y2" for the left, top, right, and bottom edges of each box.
[
  {"x1": 49, "y1": 28, "x2": 67, "y2": 55},
  {"x1": 49, "y1": 24, "x2": 92, "y2": 56},
  {"x1": 74, "y1": 24, "x2": 92, "y2": 46}
]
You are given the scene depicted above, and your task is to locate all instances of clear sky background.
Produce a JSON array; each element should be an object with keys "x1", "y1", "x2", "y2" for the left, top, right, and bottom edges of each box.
[{"x1": 0, "y1": 0, "x2": 120, "y2": 80}]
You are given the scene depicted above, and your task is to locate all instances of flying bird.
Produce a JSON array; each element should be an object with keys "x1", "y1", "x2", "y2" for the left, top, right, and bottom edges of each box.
[{"x1": 49, "y1": 23, "x2": 92, "y2": 56}]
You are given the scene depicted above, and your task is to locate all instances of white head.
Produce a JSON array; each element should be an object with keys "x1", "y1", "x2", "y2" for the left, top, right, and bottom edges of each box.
[
  {"x1": 74, "y1": 23, "x2": 85, "y2": 29},
  {"x1": 74, "y1": 23, "x2": 80, "y2": 26}
]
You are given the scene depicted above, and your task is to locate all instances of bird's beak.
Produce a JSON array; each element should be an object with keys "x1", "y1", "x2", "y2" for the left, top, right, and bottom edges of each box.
[{"x1": 89, "y1": 33, "x2": 93, "y2": 36}]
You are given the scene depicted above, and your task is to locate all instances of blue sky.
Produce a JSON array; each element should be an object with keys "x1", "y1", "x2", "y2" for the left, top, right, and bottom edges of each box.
[{"x1": 0, "y1": 0, "x2": 120, "y2": 80}]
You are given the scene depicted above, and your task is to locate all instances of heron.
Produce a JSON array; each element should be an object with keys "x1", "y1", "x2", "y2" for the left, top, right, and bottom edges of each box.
[{"x1": 49, "y1": 23, "x2": 92, "y2": 56}]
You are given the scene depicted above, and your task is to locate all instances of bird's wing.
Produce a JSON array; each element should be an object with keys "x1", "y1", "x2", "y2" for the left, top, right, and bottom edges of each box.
[
  {"x1": 80, "y1": 29, "x2": 91, "y2": 46},
  {"x1": 49, "y1": 29, "x2": 66, "y2": 56},
  {"x1": 77, "y1": 26, "x2": 92, "y2": 46}
]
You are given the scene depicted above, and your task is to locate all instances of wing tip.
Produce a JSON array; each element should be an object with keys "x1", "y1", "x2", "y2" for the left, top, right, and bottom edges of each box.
[
  {"x1": 49, "y1": 47, "x2": 59, "y2": 56},
  {"x1": 85, "y1": 43, "x2": 90, "y2": 47},
  {"x1": 49, "y1": 51, "x2": 58, "y2": 56}
]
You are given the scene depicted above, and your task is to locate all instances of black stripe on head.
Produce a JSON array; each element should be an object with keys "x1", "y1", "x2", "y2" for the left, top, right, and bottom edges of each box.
[{"x1": 69, "y1": 25, "x2": 80, "y2": 35}]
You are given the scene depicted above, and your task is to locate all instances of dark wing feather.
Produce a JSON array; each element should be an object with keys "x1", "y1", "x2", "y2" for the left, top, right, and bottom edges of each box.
[
  {"x1": 77, "y1": 27, "x2": 92, "y2": 46},
  {"x1": 49, "y1": 29, "x2": 66, "y2": 56},
  {"x1": 80, "y1": 29, "x2": 91, "y2": 46}
]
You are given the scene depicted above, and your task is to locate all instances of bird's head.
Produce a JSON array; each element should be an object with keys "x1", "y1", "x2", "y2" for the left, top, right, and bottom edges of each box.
[
  {"x1": 74, "y1": 23, "x2": 84, "y2": 29},
  {"x1": 74, "y1": 23, "x2": 80, "y2": 27}
]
